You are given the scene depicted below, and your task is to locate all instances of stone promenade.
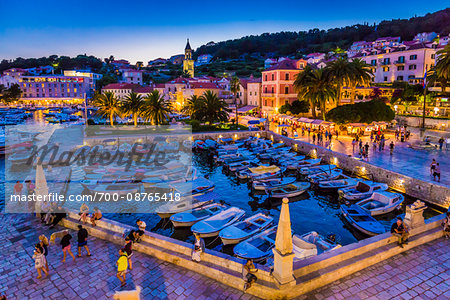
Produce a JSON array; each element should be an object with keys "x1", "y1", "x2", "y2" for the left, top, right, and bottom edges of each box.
[
  {"x1": 0, "y1": 214, "x2": 258, "y2": 300},
  {"x1": 299, "y1": 237, "x2": 449, "y2": 300}
]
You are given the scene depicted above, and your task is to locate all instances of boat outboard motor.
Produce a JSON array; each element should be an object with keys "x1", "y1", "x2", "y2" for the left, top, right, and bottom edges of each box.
[{"x1": 327, "y1": 234, "x2": 336, "y2": 243}]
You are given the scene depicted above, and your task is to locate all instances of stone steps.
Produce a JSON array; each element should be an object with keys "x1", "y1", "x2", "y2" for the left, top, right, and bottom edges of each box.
[{"x1": 293, "y1": 225, "x2": 443, "y2": 295}]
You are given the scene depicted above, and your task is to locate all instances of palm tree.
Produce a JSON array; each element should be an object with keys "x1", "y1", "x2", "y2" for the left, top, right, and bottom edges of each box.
[
  {"x1": 198, "y1": 90, "x2": 229, "y2": 124},
  {"x1": 294, "y1": 67, "x2": 337, "y2": 120},
  {"x1": 230, "y1": 76, "x2": 240, "y2": 128},
  {"x1": 182, "y1": 95, "x2": 203, "y2": 120},
  {"x1": 122, "y1": 92, "x2": 144, "y2": 126},
  {"x1": 348, "y1": 58, "x2": 373, "y2": 103},
  {"x1": 434, "y1": 45, "x2": 450, "y2": 93},
  {"x1": 326, "y1": 58, "x2": 353, "y2": 105},
  {"x1": 142, "y1": 90, "x2": 171, "y2": 125},
  {"x1": 93, "y1": 91, "x2": 122, "y2": 126}
]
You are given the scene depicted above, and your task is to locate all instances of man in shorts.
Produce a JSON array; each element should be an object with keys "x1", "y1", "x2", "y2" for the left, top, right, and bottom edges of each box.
[
  {"x1": 77, "y1": 225, "x2": 91, "y2": 257},
  {"x1": 116, "y1": 248, "x2": 128, "y2": 287}
]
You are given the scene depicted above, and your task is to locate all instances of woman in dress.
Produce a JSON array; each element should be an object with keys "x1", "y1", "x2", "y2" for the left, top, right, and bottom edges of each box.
[
  {"x1": 32, "y1": 244, "x2": 48, "y2": 279},
  {"x1": 79, "y1": 203, "x2": 89, "y2": 224},
  {"x1": 191, "y1": 233, "x2": 205, "y2": 262}
]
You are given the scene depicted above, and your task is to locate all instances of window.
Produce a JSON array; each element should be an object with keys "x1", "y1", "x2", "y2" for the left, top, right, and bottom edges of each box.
[
  {"x1": 264, "y1": 87, "x2": 267, "y2": 93},
  {"x1": 264, "y1": 100, "x2": 267, "y2": 106},
  {"x1": 408, "y1": 75, "x2": 415, "y2": 79},
  {"x1": 397, "y1": 76, "x2": 404, "y2": 81},
  {"x1": 371, "y1": 59, "x2": 376, "y2": 66},
  {"x1": 397, "y1": 66, "x2": 404, "y2": 71},
  {"x1": 383, "y1": 67, "x2": 390, "y2": 72},
  {"x1": 249, "y1": 92, "x2": 252, "y2": 96},
  {"x1": 285, "y1": 87, "x2": 289, "y2": 94},
  {"x1": 383, "y1": 58, "x2": 390, "y2": 64},
  {"x1": 265, "y1": 75, "x2": 267, "y2": 81},
  {"x1": 409, "y1": 64, "x2": 417, "y2": 70},
  {"x1": 431, "y1": 54, "x2": 435, "y2": 59},
  {"x1": 410, "y1": 54, "x2": 417, "y2": 60},
  {"x1": 384, "y1": 77, "x2": 388, "y2": 82},
  {"x1": 285, "y1": 100, "x2": 288, "y2": 105},
  {"x1": 271, "y1": 74, "x2": 274, "y2": 81},
  {"x1": 271, "y1": 87, "x2": 274, "y2": 93},
  {"x1": 285, "y1": 73, "x2": 289, "y2": 80}
]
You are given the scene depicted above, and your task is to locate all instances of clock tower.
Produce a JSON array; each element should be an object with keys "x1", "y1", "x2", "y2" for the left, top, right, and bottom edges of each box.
[{"x1": 183, "y1": 39, "x2": 194, "y2": 78}]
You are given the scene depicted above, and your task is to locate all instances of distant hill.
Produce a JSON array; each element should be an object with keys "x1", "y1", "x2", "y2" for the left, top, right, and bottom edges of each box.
[{"x1": 195, "y1": 8, "x2": 450, "y2": 59}]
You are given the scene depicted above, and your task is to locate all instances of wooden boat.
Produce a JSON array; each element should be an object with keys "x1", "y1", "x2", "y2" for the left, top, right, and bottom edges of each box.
[
  {"x1": 191, "y1": 207, "x2": 246, "y2": 238},
  {"x1": 141, "y1": 170, "x2": 195, "y2": 189},
  {"x1": 252, "y1": 177, "x2": 297, "y2": 191},
  {"x1": 276, "y1": 155, "x2": 305, "y2": 164},
  {"x1": 338, "y1": 181, "x2": 389, "y2": 201},
  {"x1": 356, "y1": 191, "x2": 404, "y2": 216},
  {"x1": 169, "y1": 177, "x2": 215, "y2": 197},
  {"x1": 226, "y1": 159, "x2": 259, "y2": 172},
  {"x1": 269, "y1": 182, "x2": 310, "y2": 198},
  {"x1": 340, "y1": 204, "x2": 385, "y2": 236},
  {"x1": 233, "y1": 226, "x2": 277, "y2": 260},
  {"x1": 308, "y1": 169, "x2": 343, "y2": 184},
  {"x1": 291, "y1": 158, "x2": 322, "y2": 169},
  {"x1": 8, "y1": 151, "x2": 33, "y2": 165},
  {"x1": 156, "y1": 192, "x2": 218, "y2": 218},
  {"x1": 237, "y1": 165, "x2": 278, "y2": 180},
  {"x1": 317, "y1": 178, "x2": 361, "y2": 192},
  {"x1": 170, "y1": 203, "x2": 228, "y2": 227},
  {"x1": 298, "y1": 164, "x2": 336, "y2": 177},
  {"x1": 293, "y1": 231, "x2": 341, "y2": 260},
  {"x1": 219, "y1": 213, "x2": 273, "y2": 245}
]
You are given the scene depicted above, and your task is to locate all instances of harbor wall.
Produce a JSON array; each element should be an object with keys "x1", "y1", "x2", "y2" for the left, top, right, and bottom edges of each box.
[
  {"x1": 396, "y1": 115, "x2": 449, "y2": 132},
  {"x1": 268, "y1": 131, "x2": 450, "y2": 209}
]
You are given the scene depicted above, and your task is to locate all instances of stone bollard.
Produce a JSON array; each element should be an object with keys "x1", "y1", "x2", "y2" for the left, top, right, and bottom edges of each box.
[
  {"x1": 404, "y1": 200, "x2": 427, "y2": 230},
  {"x1": 113, "y1": 286, "x2": 141, "y2": 300},
  {"x1": 272, "y1": 198, "x2": 295, "y2": 286}
]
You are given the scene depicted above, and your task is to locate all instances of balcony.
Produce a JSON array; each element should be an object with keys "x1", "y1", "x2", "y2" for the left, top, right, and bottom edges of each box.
[
  {"x1": 262, "y1": 92, "x2": 276, "y2": 97},
  {"x1": 394, "y1": 60, "x2": 405, "y2": 65},
  {"x1": 379, "y1": 60, "x2": 391, "y2": 66}
]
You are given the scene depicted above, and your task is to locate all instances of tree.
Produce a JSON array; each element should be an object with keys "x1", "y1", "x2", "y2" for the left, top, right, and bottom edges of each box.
[
  {"x1": 290, "y1": 100, "x2": 310, "y2": 114},
  {"x1": 324, "y1": 58, "x2": 353, "y2": 105},
  {"x1": 326, "y1": 99, "x2": 395, "y2": 123},
  {"x1": 93, "y1": 91, "x2": 122, "y2": 126},
  {"x1": 435, "y1": 45, "x2": 450, "y2": 83},
  {"x1": 181, "y1": 70, "x2": 192, "y2": 78},
  {"x1": 122, "y1": 92, "x2": 144, "y2": 126},
  {"x1": 182, "y1": 95, "x2": 203, "y2": 120},
  {"x1": 142, "y1": 90, "x2": 171, "y2": 125},
  {"x1": 294, "y1": 66, "x2": 337, "y2": 120},
  {"x1": 198, "y1": 90, "x2": 229, "y2": 124},
  {"x1": 370, "y1": 87, "x2": 383, "y2": 99},
  {"x1": 348, "y1": 58, "x2": 373, "y2": 103},
  {"x1": 230, "y1": 76, "x2": 240, "y2": 127},
  {"x1": 0, "y1": 84, "x2": 22, "y2": 104}
]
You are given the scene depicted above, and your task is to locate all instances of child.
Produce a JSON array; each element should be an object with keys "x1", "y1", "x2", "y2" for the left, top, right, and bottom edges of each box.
[
  {"x1": 32, "y1": 244, "x2": 49, "y2": 279},
  {"x1": 116, "y1": 249, "x2": 128, "y2": 287}
]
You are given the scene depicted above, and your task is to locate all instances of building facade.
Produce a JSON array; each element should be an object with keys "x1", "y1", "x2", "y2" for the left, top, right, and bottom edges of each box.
[
  {"x1": 120, "y1": 69, "x2": 143, "y2": 85},
  {"x1": 247, "y1": 79, "x2": 261, "y2": 108},
  {"x1": 261, "y1": 59, "x2": 306, "y2": 114},
  {"x1": 63, "y1": 70, "x2": 102, "y2": 89},
  {"x1": 102, "y1": 83, "x2": 141, "y2": 100}
]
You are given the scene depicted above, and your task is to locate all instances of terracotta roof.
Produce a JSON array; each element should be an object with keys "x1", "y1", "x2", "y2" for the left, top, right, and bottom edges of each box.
[
  {"x1": 102, "y1": 83, "x2": 140, "y2": 90},
  {"x1": 169, "y1": 77, "x2": 188, "y2": 84},
  {"x1": 265, "y1": 59, "x2": 299, "y2": 71},
  {"x1": 155, "y1": 83, "x2": 166, "y2": 88},
  {"x1": 189, "y1": 82, "x2": 221, "y2": 89},
  {"x1": 134, "y1": 86, "x2": 154, "y2": 93}
]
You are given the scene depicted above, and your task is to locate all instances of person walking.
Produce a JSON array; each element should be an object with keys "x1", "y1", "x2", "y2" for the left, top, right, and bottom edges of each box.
[
  {"x1": 364, "y1": 142, "x2": 369, "y2": 157},
  {"x1": 312, "y1": 133, "x2": 316, "y2": 144},
  {"x1": 352, "y1": 139, "x2": 356, "y2": 152},
  {"x1": 439, "y1": 137, "x2": 445, "y2": 150},
  {"x1": 60, "y1": 230, "x2": 75, "y2": 262},
  {"x1": 433, "y1": 163, "x2": 441, "y2": 182},
  {"x1": 38, "y1": 235, "x2": 49, "y2": 273},
  {"x1": 124, "y1": 237, "x2": 133, "y2": 270},
  {"x1": 116, "y1": 248, "x2": 128, "y2": 287},
  {"x1": 391, "y1": 217, "x2": 409, "y2": 248},
  {"x1": 389, "y1": 141, "x2": 395, "y2": 155},
  {"x1": 32, "y1": 244, "x2": 49, "y2": 279},
  {"x1": 430, "y1": 159, "x2": 437, "y2": 176},
  {"x1": 77, "y1": 225, "x2": 91, "y2": 257}
]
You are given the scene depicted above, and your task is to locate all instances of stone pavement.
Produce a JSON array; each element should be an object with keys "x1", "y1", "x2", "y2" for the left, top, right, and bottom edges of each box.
[
  {"x1": 299, "y1": 237, "x2": 450, "y2": 300},
  {"x1": 0, "y1": 214, "x2": 259, "y2": 300}
]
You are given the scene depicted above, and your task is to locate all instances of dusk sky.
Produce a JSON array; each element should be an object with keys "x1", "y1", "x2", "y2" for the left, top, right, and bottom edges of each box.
[{"x1": 0, "y1": 1, "x2": 447, "y2": 63}]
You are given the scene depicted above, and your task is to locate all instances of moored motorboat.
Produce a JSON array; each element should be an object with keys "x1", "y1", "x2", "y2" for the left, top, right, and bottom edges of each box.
[
  {"x1": 169, "y1": 177, "x2": 215, "y2": 197},
  {"x1": 338, "y1": 181, "x2": 389, "y2": 201},
  {"x1": 233, "y1": 226, "x2": 277, "y2": 260},
  {"x1": 293, "y1": 231, "x2": 342, "y2": 260},
  {"x1": 308, "y1": 169, "x2": 343, "y2": 184},
  {"x1": 170, "y1": 203, "x2": 227, "y2": 227},
  {"x1": 356, "y1": 191, "x2": 404, "y2": 216},
  {"x1": 298, "y1": 164, "x2": 336, "y2": 178},
  {"x1": 219, "y1": 213, "x2": 273, "y2": 245},
  {"x1": 86, "y1": 183, "x2": 142, "y2": 196},
  {"x1": 191, "y1": 207, "x2": 246, "y2": 238},
  {"x1": 252, "y1": 177, "x2": 297, "y2": 191},
  {"x1": 340, "y1": 204, "x2": 385, "y2": 236},
  {"x1": 269, "y1": 182, "x2": 311, "y2": 198},
  {"x1": 317, "y1": 178, "x2": 361, "y2": 192},
  {"x1": 156, "y1": 192, "x2": 218, "y2": 218}
]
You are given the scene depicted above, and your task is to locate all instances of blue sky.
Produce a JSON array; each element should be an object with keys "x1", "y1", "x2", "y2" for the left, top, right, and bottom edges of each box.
[{"x1": 0, "y1": 0, "x2": 447, "y2": 63}]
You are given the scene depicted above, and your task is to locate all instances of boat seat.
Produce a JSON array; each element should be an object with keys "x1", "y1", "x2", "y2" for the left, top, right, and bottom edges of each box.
[
  {"x1": 293, "y1": 235, "x2": 315, "y2": 250},
  {"x1": 361, "y1": 200, "x2": 385, "y2": 209}
]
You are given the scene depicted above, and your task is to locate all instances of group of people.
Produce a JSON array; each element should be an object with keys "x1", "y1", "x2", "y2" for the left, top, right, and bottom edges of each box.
[
  {"x1": 394, "y1": 128, "x2": 411, "y2": 142},
  {"x1": 430, "y1": 159, "x2": 441, "y2": 182},
  {"x1": 78, "y1": 203, "x2": 103, "y2": 226},
  {"x1": 351, "y1": 133, "x2": 395, "y2": 159},
  {"x1": 32, "y1": 225, "x2": 91, "y2": 279}
]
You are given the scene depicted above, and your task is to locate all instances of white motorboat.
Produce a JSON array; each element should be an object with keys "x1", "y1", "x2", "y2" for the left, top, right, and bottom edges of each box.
[
  {"x1": 340, "y1": 204, "x2": 386, "y2": 236},
  {"x1": 308, "y1": 169, "x2": 344, "y2": 184},
  {"x1": 293, "y1": 231, "x2": 342, "y2": 260},
  {"x1": 298, "y1": 164, "x2": 336, "y2": 177},
  {"x1": 356, "y1": 191, "x2": 404, "y2": 216},
  {"x1": 169, "y1": 177, "x2": 215, "y2": 197},
  {"x1": 226, "y1": 159, "x2": 259, "y2": 172},
  {"x1": 170, "y1": 203, "x2": 228, "y2": 227},
  {"x1": 191, "y1": 207, "x2": 246, "y2": 238},
  {"x1": 237, "y1": 165, "x2": 279, "y2": 180},
  {"x1": 8, "y1": 151, "x2": 33, "y2": 165},
  {"x1": 219, "y1": 213, "x2": 273, "y2": 245},
  {"x1": 269, "y1": 182, "x2": 311, "y2": 198},
  {"x1": 317, "y1": 178, "x2": 361, "y2": 192},
  {"x1": 86, "y1": 183, "x2": 142, "y2": 195},
  {"x1": 252, "y1": 177, "x2": 297, "y2": 191},
  {"x1": 156, "y1": 192, "x2": 218, "y2": 218},
  {"x1": 233, "y1": 226, "x2": 277, "y2": 260},
  {"x1": 287, "y1": 158, "x2": 321, "y2": 170},
  {"x1": 338, "y1": 181, "x2": 389, "y2": 201}
]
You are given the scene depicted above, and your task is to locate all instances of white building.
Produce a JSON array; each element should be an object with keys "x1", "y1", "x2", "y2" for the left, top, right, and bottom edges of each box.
[
  {"x1": 63, "y1": 70, "x2": 102, "y2": 89},
  {"x1": 120, "y1": 69, "x2": 143, "y2": 85}
]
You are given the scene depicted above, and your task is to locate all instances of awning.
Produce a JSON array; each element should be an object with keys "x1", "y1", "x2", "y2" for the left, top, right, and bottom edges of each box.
[
  {"x1": 237, "y1": 105, "x2": 257, "y2": 113},
  {"x1": 348, "y1": 123, "x2": 367, "y2": 127},
  {"x1": 311, "y1": 120, "x2": 324, "y2": 125},
  {"x1": 248, "y1": 120, "x2": 260, "y2": 125}
]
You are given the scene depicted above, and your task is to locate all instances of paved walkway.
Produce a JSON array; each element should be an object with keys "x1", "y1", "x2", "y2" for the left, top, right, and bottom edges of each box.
[
  {"x1": 299, "y1": 237, "x2": 450, "y2": 300},
  {"x1": 0, "y1": 214, "x2": 257, "y2": 300}
]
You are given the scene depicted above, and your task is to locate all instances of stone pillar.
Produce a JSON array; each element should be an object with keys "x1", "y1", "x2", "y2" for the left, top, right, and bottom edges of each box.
[
  {"x1": 404, "y1": 200, "x2": 427, "y2": 230},
  {"x1": 35, "y1": 161, "x2": 49, "y2": 217},
  {"x1": 272, "y1": 198, "x2": 295, "y2": 285}
]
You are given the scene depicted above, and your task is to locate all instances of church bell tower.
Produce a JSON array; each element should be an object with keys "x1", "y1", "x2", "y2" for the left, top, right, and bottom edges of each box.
[{"x1": 183, "y1": 38, "x2": 194, "y2": 78}]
